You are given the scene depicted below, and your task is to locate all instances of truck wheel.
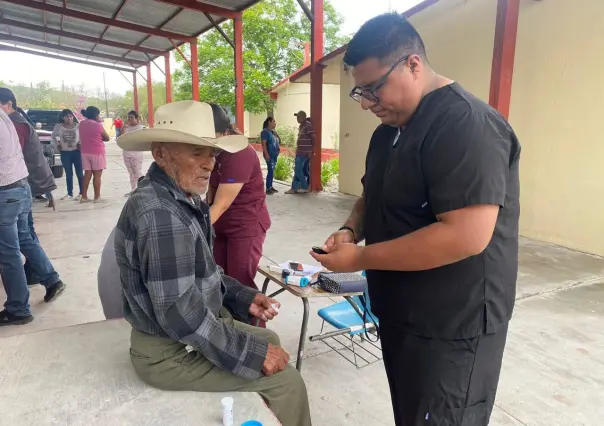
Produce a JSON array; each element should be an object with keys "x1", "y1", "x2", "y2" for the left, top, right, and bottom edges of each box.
[{"x1": 52, "y1": 166, "x2": 64, "y2": 178}]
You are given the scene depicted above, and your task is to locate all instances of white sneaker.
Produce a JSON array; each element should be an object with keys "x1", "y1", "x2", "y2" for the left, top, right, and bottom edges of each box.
[
  {"x1": 73, "y1": 194, "x2": 82, "y2": 201},
  {"x1": 60, "y1": 194, "x2": 73, "y2": 201}
]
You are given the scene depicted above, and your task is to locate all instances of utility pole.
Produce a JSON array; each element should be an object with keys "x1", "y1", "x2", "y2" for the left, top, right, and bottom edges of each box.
[{"x1": 102, "y1": 72, "x2": 109, "y2": 117}]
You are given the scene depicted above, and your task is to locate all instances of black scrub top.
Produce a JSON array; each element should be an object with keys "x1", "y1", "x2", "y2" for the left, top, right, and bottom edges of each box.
[{"x1": 362, "y1": 82, "x2": 521, "y2": 340}]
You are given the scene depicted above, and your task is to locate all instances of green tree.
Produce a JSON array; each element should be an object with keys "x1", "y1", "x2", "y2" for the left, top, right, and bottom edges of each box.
[
  {"x1": 173, "y1": 0, "x2": 350, "y2": 114},
  {"x1": 122, "y1": 82, "x2": 167, "y2": 123}
]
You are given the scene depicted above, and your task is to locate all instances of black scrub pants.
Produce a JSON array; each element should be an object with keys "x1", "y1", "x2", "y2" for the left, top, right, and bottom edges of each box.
[{"x1": 380, "y1": 323, "x2": 508, "y2": 426}]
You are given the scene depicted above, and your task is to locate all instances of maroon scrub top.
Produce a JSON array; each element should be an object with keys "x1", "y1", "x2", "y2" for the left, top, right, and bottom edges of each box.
[{"x1": 210, "y1": 145, "x2": 271, "y2": 237}]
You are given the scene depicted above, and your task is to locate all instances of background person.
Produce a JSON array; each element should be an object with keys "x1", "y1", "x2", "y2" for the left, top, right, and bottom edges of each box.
[
  {"x1": 0, "y1": 108, "x2": 66, "y2": 326},
  {"x1": 286, "y1": 110, "x2": 315, "y2": 194},
  {"x1": 311, "y1": 14, "x2": 520, "y2": 426},
  {"x1": 52, "y1": 109, "x2": 83, "y2": 201},
  {"x1": 0, "y1": 88, "x2": 57, "y2": 209},
  {"x1": 206, "y1": 104, "x2": 271, "y2": 328},
  {"x1": 121, "y1": 110, "x2": 145, "y2": 196},
  {"x1": 79, "y1": 106, "x2": 110, "y2": 202},
  {"x1": 112, "y1": 115, "x2": 124, "y2": 138},
  {"x1": 260, "y1": 117, "x2": 280, "y2": 195}
]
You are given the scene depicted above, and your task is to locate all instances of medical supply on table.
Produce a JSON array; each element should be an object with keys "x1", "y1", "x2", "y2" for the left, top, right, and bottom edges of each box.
[
  {"x1": 317, "y1": 272, "x2": 367, "y2": 294},
  {"x1": 221, "y1": 397, "x2": 234, "y2": 426},
  {"x1": 284, "y1": 274, "x2": 310, "y2": 287}
]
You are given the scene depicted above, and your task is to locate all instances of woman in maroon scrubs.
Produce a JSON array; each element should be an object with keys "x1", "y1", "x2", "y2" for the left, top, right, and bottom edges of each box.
[{"x1": 206, "y1": 105, "x2": 271, "y2": 326}]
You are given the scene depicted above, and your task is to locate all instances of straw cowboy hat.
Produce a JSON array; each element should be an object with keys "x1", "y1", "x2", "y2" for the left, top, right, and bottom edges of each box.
[{"x1": 117, "y1": 100, "x2": 248, "y2": 153}]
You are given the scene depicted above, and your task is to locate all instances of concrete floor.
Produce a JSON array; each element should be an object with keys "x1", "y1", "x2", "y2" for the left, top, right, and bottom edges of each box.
[{"x1": 1, "y1": 142, "x2": 603, "y2": 425}]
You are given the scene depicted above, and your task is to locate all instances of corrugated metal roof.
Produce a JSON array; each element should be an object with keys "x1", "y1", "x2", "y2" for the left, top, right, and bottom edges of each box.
[{"x1": 0, "y1": 0, "x2": 262, "y2": 72}]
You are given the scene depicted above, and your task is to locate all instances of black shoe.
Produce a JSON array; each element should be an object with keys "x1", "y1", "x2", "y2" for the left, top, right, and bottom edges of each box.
[
  {"x1": 44, "y1": 281, "x2": 66, "y2": 303},
  {"x1": 0, "y1": 310, "x2": 34, "y2": 326},
  {"x1": 266, "y1": 188, "x2": 275, "y2": 195},
  {"x1": 270, "y1": 187, "x2": 279, "y2": 193}
]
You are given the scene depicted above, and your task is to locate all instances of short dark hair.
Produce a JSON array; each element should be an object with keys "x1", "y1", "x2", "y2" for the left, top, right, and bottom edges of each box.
[
  {"x1": 0, "y1": 87, "x2": 18, "y2": 108},
  {"x1": 209, "y1": 103, "x2": 232, "y2": 134},
  {"x1": 58, "y1": 109, "x2": 74, "y2": 124},
  {"x1": 343, "y1": 13, "x2": 427, "y2": 67},
  {"x1": 262, "y1": 116, "x2": 274, "y2": 129},
  {"x1": 81, "y1": 106, "x2": 100, "y2": 120},
  {"x1": 127, "y1": 110, "x2": 139, "y2": 119}
]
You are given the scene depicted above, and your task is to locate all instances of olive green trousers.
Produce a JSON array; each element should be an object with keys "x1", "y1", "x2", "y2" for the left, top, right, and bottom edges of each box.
[{"x1": 129, "y1": 310, "x2": 312, "y2": 426}]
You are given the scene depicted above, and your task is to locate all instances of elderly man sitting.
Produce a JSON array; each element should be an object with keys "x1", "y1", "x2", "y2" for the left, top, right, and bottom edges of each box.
[{"x1": 115, "y1": 101, "x2": 311, "y2": 426}]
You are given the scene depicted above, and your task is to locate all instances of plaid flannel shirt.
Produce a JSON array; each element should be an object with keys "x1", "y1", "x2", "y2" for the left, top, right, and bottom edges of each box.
[{"x1": 115, "y1": 163, "x2": 268, "y2": 379}]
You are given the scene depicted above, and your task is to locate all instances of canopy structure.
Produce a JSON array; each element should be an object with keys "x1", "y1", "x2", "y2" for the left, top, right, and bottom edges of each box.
[{"x1": 0, "y1": 0, "x2": 261, "y2": 130}]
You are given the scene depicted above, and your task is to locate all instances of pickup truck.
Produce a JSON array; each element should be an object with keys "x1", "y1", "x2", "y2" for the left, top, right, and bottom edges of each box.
[{"x1": 22, "y1": 109, "x2": 78, "y2": 179}]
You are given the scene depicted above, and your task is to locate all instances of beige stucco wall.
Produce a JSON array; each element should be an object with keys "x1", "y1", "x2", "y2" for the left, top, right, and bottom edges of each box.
[
  {"x1": 339, "y1": 0, "x2": 496, "y2": 196},
  {"x1": 273, "y1": 81, "x2": 341, "y2": 149},
  {"x1": 244, "y1": 111, "x2": 265, "y2": 138},
  {"x1": 509, "y1": 0, "x2": 604, "y2": 255}
]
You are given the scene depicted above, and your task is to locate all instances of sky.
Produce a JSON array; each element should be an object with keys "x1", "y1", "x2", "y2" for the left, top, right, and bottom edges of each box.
[{"x1": 0, "y1": 0, "x2": 423, "y2": 95}]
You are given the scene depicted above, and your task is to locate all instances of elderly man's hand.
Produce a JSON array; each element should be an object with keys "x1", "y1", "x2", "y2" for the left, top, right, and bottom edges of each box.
[
  {"x1": 263, "y1": 344, "x2": 290, "y2": 376},
  {"x1": 249, "y1": 293, "x2": 280, "y2": 322}
]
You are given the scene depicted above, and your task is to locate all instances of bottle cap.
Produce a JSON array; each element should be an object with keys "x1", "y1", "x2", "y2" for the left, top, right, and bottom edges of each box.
[{"x1": 221, "y1": 397, "x2": 234, "y2": 407}]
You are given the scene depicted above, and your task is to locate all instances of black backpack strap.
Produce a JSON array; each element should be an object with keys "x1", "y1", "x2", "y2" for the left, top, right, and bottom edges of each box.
[{"x1": 358, "y1": 294, "x2": 380, "y2": 342}]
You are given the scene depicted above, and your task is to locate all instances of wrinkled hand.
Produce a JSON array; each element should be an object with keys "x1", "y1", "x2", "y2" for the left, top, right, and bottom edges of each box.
[
  {"x1": 323, "y1": 229, "x2": 355, "y2": 250},
  {"x1": 310, "y1": 243, "x2": 365, "y2": 273},
  {"x1": 262, "y1": 344, "x2": 290, "y2": 376},
  {"x1": 249, "y1": 293, "x2": 280, "y2": 322}
]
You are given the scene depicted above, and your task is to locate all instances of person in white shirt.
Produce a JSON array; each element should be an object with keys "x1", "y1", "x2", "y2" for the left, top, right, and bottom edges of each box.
[
  {"x1": 0, "y1": 108, "x2": 66, "y2": 326},
  {"x1": 121, "y1": 110, "x2": 145, "y2": 196},
  {"x1": 51, "y1": 109, "x2": 83, "y2": 200}
]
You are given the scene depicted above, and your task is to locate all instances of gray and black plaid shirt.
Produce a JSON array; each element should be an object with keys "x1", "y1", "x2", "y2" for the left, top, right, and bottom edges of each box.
[{"x1": 115, "y1": 163, "x2": 268, "y2": 379}]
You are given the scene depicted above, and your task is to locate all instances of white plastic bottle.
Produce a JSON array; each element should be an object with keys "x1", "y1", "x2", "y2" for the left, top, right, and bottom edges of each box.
[{"x1": 221, "y1": 397, "x2": 234, "y2": 426}]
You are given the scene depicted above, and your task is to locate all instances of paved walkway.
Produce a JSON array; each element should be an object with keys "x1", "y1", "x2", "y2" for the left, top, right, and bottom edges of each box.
[{"x1": 1, "y1": 142, "x2": 603, "y2": 425}]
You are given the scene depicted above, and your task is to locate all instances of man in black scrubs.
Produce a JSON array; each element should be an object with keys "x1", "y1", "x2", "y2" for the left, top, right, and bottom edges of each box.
[{"x1": 311, "y1": 13, "x2": 521, "y2": 426}]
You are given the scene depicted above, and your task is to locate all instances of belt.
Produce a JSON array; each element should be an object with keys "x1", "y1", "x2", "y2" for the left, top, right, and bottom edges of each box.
[{"x1": 0, "y1": 178, "x2": 27, "y2": 191}]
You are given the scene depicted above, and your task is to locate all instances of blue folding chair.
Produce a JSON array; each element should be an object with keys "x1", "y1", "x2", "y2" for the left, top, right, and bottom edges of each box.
[{"x1": 310, "y1": 284, "x2": 382, "y2": 369}]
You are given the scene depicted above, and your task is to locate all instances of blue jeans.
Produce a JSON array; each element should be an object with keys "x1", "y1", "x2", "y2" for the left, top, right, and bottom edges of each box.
[
  {"x1": 60, "y1": 150, "x2": 84, "y2": 197},
  {"x1": 292, "y1": 154, "x2": 310, "y2": 191},
  {"x1": 266, "y1": 154, "x2": 278, "y2": 190},
  {"x1": 0, "y1": 182, "x2": 60, "y2": 316}
]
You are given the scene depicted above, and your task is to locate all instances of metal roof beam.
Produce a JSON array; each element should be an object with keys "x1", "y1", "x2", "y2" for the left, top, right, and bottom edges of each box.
[
  {"x1": 0, "y1": 34, "x2": 147, "y2": 66},
  {"x1": 0, "y1": 17, "x2": 165, "y2": 55},
  {"x1": 0, "y1": 44, "x2": 135, "y2": 72},
  {"x1": 2, "y1": 0, "x2": 196, "y2": 41},
  {"x1": 296, "y1": 0, "x2": 313, "y2": 21},
  {"x1": 152, "y1": 0, "x2": 238, "y2": 18},
  {"x1": 203, "y1": 12, "x2": 234, "y2": 49}
]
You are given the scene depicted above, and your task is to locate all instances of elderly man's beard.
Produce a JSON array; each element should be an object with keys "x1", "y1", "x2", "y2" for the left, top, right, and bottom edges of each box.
[{"x1": 164, "y1": 163, "x2": 206, "y2": 197}]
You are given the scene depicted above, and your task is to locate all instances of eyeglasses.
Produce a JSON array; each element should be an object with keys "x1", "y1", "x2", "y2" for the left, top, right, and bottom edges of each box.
[{"x1": 349, "y1": 55, "x2": 409, "y2": 103}]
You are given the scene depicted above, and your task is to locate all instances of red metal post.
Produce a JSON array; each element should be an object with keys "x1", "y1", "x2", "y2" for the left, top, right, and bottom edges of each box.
[
  {"x1": 133, "y1": 71, "x2": 139, "y2": 112},
  {"x1": 488, "y1": 0, "x2": 520, "y2": 120},
  {"x1": 146, "y1": 64, "x2": 154, "y2": 127},
  {"x1": 190, "y1": 39, "x2": 200, "y2": 101},
  {"x1": 310, "y1": 0, "x2": 324, "y2": 192},
  {"x1": 165, "y1": 54, "x2": 172, "y2": 103},
  {"x1": 233, "y1": 14, "x2": 244, "y2": 133}
]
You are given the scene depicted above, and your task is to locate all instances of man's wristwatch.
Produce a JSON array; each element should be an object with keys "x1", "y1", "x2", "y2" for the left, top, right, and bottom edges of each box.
[{"x1": 338, "y1": 226, "x2": 357, "y2": 244}]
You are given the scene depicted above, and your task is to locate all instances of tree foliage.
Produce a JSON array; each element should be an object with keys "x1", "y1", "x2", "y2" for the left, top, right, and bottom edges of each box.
[{"x1": 173, "y1": 0, "x2": 350, "y2": 114}]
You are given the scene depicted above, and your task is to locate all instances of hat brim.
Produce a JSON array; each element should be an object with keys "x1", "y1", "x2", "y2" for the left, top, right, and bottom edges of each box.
[{"x1": 117, "y1": 128, "x2": 248, "y2": 153}]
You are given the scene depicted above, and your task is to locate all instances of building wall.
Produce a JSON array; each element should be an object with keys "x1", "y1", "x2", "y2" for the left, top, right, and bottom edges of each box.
[
  {"x1": 510, "y1": 0, "x2": 604, "y2": 255},
  {"x1": 273, "y1": 82, "x2": 341, "y2": 150},
  {"x1": 339, "y1": 0, "x2": 497, "y2": 196},
  {"x1": 244, "y1": 111, "x2": 265, "y2": 139}
]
